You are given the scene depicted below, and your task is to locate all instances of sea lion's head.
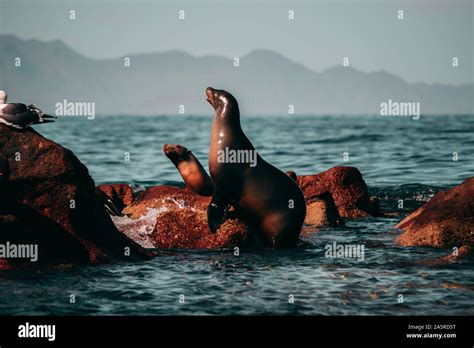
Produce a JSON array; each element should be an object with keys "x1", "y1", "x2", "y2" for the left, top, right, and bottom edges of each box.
[
  {"x1": 206, "y1": 87, "x2": 239, "y2": 116},
  {"x1": 163, "y1": 144, "x2": 192, "y2": 164}
]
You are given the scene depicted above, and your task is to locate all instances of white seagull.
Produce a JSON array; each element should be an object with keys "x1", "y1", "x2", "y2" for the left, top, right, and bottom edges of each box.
[{"x1": 0, "y1": 90, "x2": 56, "y2": 130}]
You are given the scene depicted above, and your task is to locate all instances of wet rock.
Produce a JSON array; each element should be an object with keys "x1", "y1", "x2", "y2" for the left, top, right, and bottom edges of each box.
[
  {"x1": 0, "y1": 125, "x2": 151, "y2": 268},
  {"x1": 151, "y1": 209, "x2": 248, "y2": 249},
  {"x1": 120, "y1": 185, "x2": 249, "y2": 249},
  {"x1": 303, "y1": 192, "x2": 343, "y2": 228},
  {"x1": 0, "y1": 209, "x2": 90, "y2": 269},
  {"x1": 119, "y1": 167, "x2": 379, "y2": 248},
  {"x1": 396, "y1": 177, "x2": 474, "y2": 248},
  {"x1": 124, "y1": 185, "x2": 211, "y2": 219},
  {"x1": 297, "y1": 166, "x2": 378, "y2": 218}
]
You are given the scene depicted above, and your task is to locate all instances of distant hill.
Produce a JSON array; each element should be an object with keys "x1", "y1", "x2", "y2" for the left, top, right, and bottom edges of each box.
[{"x1": 0, "y1": 34, "x2": 472, "y2": 116}]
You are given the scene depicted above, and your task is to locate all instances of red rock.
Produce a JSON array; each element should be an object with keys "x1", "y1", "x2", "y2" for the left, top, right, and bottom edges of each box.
[
  {"x1": 151, "y1": 209, "x2": 248, "y2": 249},
  {"x1": 297, "y1": 166, "x2": 378, "y2": 218},
  {"x1": 396, "y1": 177, "x2": 474, "y2": 248},
  {"x1": 120, "y1": 185, "x2": 251, "y2": 249},
  {"x1": 0, "y1": 211, "x2": 90, "y2": 269},
  {"x1": 124, "y1": 185, "x2": 211, "y2": 219},
  {"x1": 303, "y1": 192, "x2": 343, "y2": 228},
  {"x1": 119, "y1": 167, "x2": 377, "y2": 248},
  {"x1": 0, "y1": 125, "x2": 151, "y2": 267}
]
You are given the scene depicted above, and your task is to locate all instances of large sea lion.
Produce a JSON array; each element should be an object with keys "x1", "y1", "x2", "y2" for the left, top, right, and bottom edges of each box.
[
  {"x1": 163, "y1": 144, "x2": 214, "y2": 196},
  {"x1": 205, "y1": 87, "x2": 306, "y2": 248}
]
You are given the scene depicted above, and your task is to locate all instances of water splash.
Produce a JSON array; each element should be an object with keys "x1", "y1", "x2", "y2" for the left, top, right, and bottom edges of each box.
[{"x1": 111, "y1": 208, "x2": 168, "y2": 248}]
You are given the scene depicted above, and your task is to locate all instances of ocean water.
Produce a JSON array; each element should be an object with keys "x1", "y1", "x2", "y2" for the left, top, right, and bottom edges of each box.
[{"x1": 0, "y1": 115, "x2": 473, "y2": 315}]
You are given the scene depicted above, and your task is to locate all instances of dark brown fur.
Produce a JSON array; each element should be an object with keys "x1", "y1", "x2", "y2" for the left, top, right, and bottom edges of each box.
[{"x1": 206, "y1": 87, "x2": 306, "y2": 248}]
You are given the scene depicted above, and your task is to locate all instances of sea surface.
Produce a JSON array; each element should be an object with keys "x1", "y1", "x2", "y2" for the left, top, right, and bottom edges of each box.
[{"x1": 1, "y1": 115, "x2": 473, "y2": 315}]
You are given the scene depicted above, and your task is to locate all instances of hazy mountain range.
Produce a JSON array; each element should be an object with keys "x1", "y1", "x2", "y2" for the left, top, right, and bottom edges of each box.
[{"x1": 0, "y1": 34, "x2": 472, "y2": 116}]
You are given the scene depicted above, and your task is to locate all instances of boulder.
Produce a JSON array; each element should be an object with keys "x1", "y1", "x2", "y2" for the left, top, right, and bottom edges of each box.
[
  {"x1": 303, "y1": 192, "x2": 343, "y2": 227},
  {"x1": 396, "y1": 177, "x2": 474, "y2": 248},
  {"x1": 124, "y1": 185, "x2": 211, "y2": 219},
  {"x1": 119, "y1": 185, "x2": 249, "y2": 249},
  {"x1": 152, "y1": 210, "x2": 248, "y2": 249},
  {"x1": 297, "y1": 166, "x2": 379, "y2": 218},
  {"x1": 116, "y1": 166, "x2": 379, "y2": 248},
  {"x1": 0, "y1": 125, "x2": 151, "y2": 269}
]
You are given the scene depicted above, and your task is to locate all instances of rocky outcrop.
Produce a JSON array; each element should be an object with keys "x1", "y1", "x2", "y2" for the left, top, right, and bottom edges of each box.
[
  {"x1": 117, "y1": 185, "x2": 248, "y2": 249},
  {"x1": 109, "y1": 166, "x2": 380, "y2": 248},
  {"x1": 297, "y1": 166, "x2": 379, "y2": 218},
  {"x1": 0, "y1": 125, "x2": 151, "y2": 269},
  {"x1": 117, "y1": 166, "x2": 381, "y2": 246},
  {"x1": 396, "y1": 177, "x2": 474, "y2": 248},
  {"x1": 152, "y1": 210, "x2": 248, "y2": 249}
]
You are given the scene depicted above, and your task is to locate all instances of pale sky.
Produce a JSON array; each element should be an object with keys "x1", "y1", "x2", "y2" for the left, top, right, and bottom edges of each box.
[{"x1": 1, "y1": 0, "x2": 472, "y2": 85}]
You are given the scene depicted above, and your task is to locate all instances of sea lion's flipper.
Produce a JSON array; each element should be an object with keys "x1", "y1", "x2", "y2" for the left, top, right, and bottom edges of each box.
[
  {"x1": 163, "y1": 143, "x2": 215, "y2": 196},
  {"x1": 207, "y1": 176, "x2": 237, "y2": 233},
  {"x1": 207, "y1": 202, "x2": 227, "y2": 233}
]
